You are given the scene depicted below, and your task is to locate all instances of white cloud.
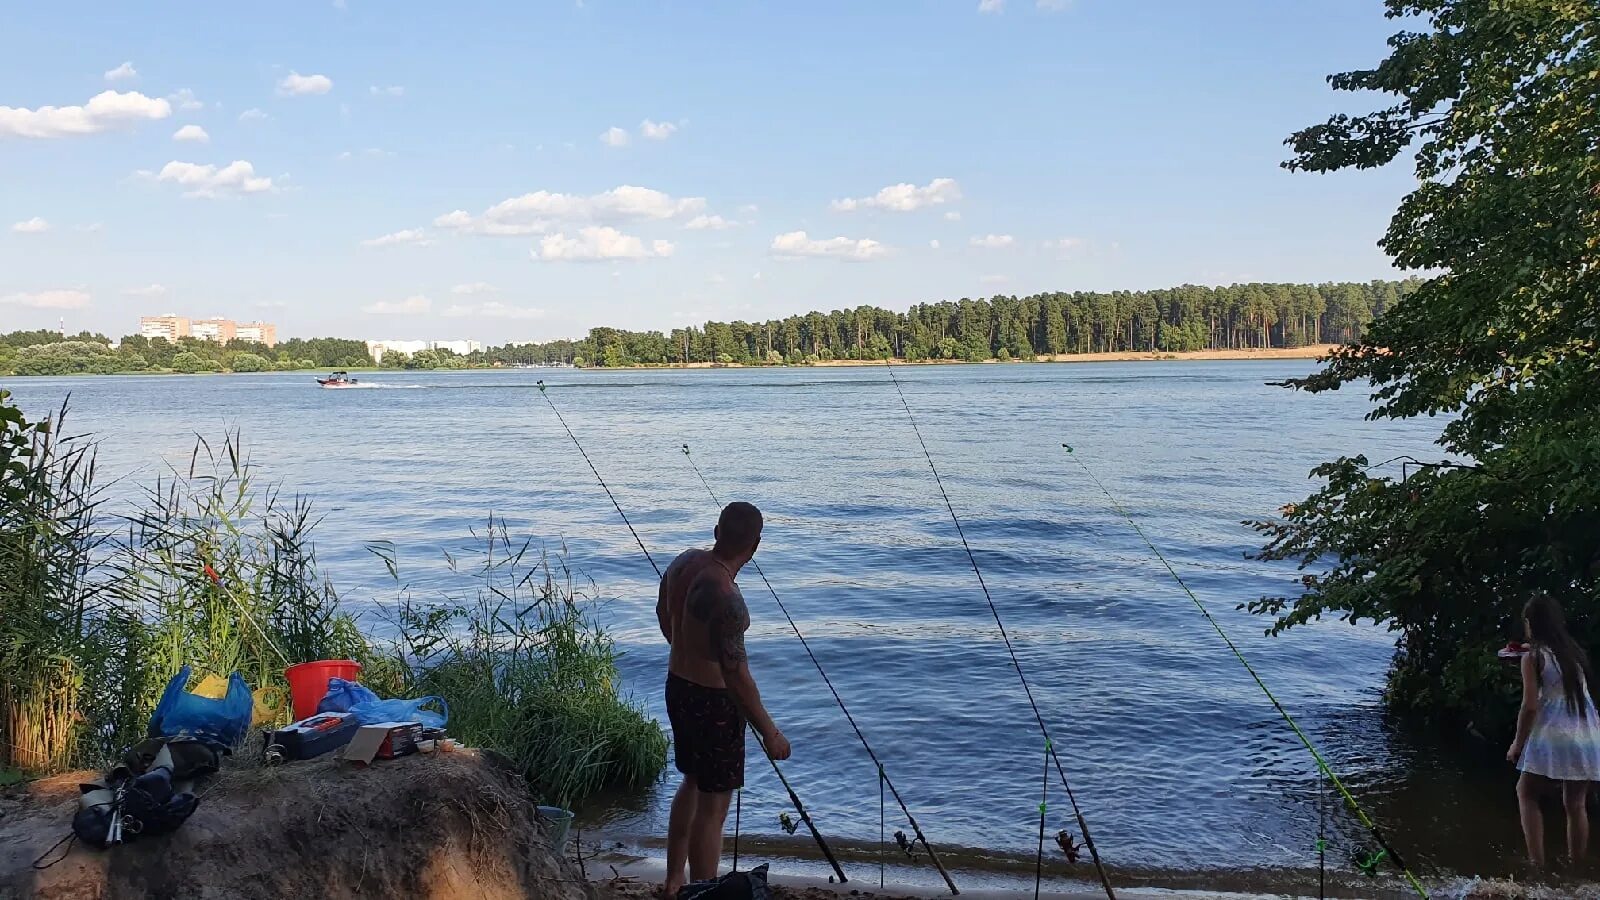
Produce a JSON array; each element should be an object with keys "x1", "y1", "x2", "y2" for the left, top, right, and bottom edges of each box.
[
  {"x1": 981, "y1": 274, "x2": 1009, "y2": 285},
  {"x1": 434, "y1": 210, "x2": 475, "y2": 229},
  {"x1": 442, "y1": 301, "x2": 546, "y2": 320},
  {"x1": 979, "y1": 0, "x2": 1005, "y2": 11},
  {"x1": 451, "y1": 282, "x2": 498, "y2": 295},
  {"x1": 0, "y1": 290, "x2": 91, "y2": 310},
  {"x1": 124, "y1": 284, "x2": 167, "y2": 297},
  {"x1": 104, "y1": 62, "x2": 138, "y2": 83},
  {"x1": 360, "y1": 228, "x2": 432, "y2": 248},
  {"x1": 0, "y1": 90, "x2": 171, "y2": 139},
  {"x1": 770, "y1": 231, "x2": 888, "y2": 261},
  {"x1": 238, "y1": 108, "x2": 268, "y2": 123},
  {"x1": 78, "y1": 223, "x2": 104, "y2": 233},
  {"x1": 11, "y1": 217, "x2": 50, "y2": 234},
  {"x1": 600, "y1": 126, "x2": 630, "y2": 147},
  {"x1": 534, "y1": 227, "x2": 674, "y2": 262},
  {"x1": 1038, "y1": 0, "x2": 1071, "y2": 9},
  {"x1": 278, "y1": 72, "x2": 333, "y2": 97},
  {"x1": 169, "y1": 89, "x2": 203, "y2": 111},
  {"x1": 971, "y1": 233, "x2": 1016, "y2": 249},
  {"x1": 944, "y1": 211, "x2": 962, "y2": 222},
  {"x1": 1044, "y1": 237, "x2": 1087, "y2": 255},
  {"x1": 338, "y1": 147, "x2": 395, "y2": 161},
  {"x1": 685, "y1": 214, "x2": 737, "y2": 231},
  {"x1": 151, "y1": 160, "x2": 276, "y2": 198},
  {"x1": 173, "y1": 124, "x2": 210, "y2": 143},
  {"x1": 640, "y1": 119, "x2": 677, "y2": 140},
  {"x1": 369, "y1": 85, "x2": 405, "y2": 97},
  {"x1": 363, "y1": 295, "x2": 431, "y2": 315},
  {"x1": 440, "y1": 185, "x2": 707, "y2": 236},
  {"x1": 929, "y1": 239, "x2": 941, "y2": 249},
  {"x1": 832, "y1": 177, "x2": 962, "y2": 213},
  {"x1": 708, "y1": 273, "x2": 727, "y2": 284}
]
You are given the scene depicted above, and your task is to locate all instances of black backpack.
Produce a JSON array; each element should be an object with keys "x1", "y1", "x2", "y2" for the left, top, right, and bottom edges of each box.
[{"x1": 678, "y1": 864, "x2": 772, "y2": 900}]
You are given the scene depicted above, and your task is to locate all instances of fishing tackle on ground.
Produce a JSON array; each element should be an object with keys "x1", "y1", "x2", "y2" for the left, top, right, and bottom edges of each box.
[
  {"x1": 883, "y1": 364, "x2": 1117, "y2": 900},
  {"x1": 534, "y1": 380, "x2": 849, "y2": 885},
  {"x1": 681, "y1": 442, "x2": 960, "y2": 895},
  {"x1": 1059, "y1": 443, "x2": 1429, "y2": 900}
]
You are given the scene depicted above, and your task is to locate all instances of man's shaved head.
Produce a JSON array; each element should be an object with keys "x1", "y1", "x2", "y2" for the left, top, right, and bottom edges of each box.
[{"x1": 714, "y1": 502, "x2": 763, "y2": 556}]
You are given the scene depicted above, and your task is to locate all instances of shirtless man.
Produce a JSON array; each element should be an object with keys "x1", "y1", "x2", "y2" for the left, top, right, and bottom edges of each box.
[{"x1": 656, "y1": 502, "x2": 790, "y2": 898}]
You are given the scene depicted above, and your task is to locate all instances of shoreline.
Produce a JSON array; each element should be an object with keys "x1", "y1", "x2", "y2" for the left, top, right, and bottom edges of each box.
[
  {"x1": 587, "y1": 847, "x2": 1550, "y2": 900},
  {"x1": 1, "y1": 345, "x2": 1338, "y2": 378},
  {"x1": 594, "y1": 344, "x2": 1339, "y2": 372}
]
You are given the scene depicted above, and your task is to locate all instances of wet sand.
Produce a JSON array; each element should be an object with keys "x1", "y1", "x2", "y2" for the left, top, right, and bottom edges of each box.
[{"x1": 584, "y1": 845, "x2": 1599, "y2": 900}]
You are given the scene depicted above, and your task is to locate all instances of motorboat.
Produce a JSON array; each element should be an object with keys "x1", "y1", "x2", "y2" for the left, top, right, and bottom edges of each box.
[{"x1": 316, "y1": 371, "x2": 360, "y2": 388}]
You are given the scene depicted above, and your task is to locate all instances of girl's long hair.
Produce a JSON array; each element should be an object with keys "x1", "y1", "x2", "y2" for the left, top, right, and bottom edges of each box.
[{"x1": 1525, "y1": 593, "x2": 1597, "y2": 717}]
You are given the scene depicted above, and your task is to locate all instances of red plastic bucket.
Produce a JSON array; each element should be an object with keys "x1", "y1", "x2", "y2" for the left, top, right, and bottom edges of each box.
[{"x1": 284, "y1": 659, "x2": 362, "y2": 721}]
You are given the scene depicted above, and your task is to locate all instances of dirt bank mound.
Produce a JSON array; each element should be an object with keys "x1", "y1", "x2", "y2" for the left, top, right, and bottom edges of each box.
[{"x1": 0, "y1": 749, "x2": 589, "y2": 900}]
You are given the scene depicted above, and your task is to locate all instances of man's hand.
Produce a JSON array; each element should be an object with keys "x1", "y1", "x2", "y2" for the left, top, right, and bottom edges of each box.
[
  {"x1": 763, "y1": 729, "x2": 792, "y2": 761},
  {"x1": 1507, "y1": 740, "x2": 1524, "y2": 765}
]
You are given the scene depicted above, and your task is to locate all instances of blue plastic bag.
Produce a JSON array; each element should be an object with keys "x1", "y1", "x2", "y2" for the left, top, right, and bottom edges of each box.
[
  {"x1": 148, "y1": 665, "x2": 254, "y2": 748},
  {"x1": 349, "y1": 696, "x2": 449, "y2": 728},
  {"x1": 317, "y1": 677, "x2": 380, "y2": 714}
]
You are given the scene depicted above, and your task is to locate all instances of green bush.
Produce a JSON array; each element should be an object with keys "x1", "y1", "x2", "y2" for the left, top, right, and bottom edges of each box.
[
  {"x1": 170, "y1": 351, "x2": 214, "y2": 374},
  {"x1": 10, "y1": 341, "x2": 119, "y2": 376},
  {"x1": 230, "y1": 353, "x2": 268, "y2": 373}
]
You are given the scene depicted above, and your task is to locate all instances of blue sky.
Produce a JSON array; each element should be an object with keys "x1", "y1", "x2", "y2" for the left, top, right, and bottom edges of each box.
[{"x1": 0, "y1": 1, "x2": 1416, "y2": 343}]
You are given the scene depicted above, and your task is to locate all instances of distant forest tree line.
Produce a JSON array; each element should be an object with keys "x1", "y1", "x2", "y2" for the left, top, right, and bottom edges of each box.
[
  {"x1": 490, "y1": 279, "x2": 1420, "y2": 368},
  {"x1": 1, "y1": 279, "x2": 1417, "y2": 375}
]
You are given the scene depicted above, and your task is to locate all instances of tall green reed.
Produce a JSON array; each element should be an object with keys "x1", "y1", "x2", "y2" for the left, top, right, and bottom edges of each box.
[
  {"x1": 106, "y1": 432, "x2": 365, "y2": 746},
  {"x1": 0, "y1": 393, "x2": 110, "y2": 773}
]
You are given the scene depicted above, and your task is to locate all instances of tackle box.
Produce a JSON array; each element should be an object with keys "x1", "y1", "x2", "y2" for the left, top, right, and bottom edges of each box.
[{"x1": 264, "y1": 711, "x2": 359, "y2": 761}]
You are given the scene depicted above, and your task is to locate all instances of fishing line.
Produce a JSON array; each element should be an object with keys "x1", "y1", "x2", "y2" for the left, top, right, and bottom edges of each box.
[
  {"x1": 682, "y1": 442, "x2": 961, "y2": 895},
  {"x1": 534, "y1": 381, "x2": 849, "y2": 885},
  {"x1": 1060, "y1": 444, "x2": 1429, "y2": 900},
  {"x1": 882, "y1": 364, "x2": 1117, "y2": 900}
]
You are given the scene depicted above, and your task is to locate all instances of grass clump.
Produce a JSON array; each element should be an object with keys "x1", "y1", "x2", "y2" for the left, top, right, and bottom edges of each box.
[{"x1": 373, "y1": 520, "x2": 667, "y2": 809}]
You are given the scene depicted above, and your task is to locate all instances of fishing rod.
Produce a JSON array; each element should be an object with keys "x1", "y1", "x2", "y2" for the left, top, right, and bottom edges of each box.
[
  {"x1": 882, "y1": 364, "x2": 1117, "y2": 900},
  {"x1": 534, "y1": 381, "x2": 849, "y2": 885},
  {"x1": 682, "y1": 443, "x2": 961, "y2": 896},
  {"x1": 1059, "y1": 443, "x2": 1429, "y2": 900}
]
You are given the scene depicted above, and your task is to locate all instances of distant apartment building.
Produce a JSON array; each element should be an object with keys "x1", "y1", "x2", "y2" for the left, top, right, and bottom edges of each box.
[
  {"x1": 190, "y1": 318, "x2": 237, "y2": 344},
  {"x1": 365, "y1": 339, "x2": 483, "y2": 364},
  {"x1": 136, "y1": 316, "x2": 277, "y2": 347},
  {"x1": 235, "y1": 322, "x2": 278, "y2": 346},
  {"x1": 140, "y1": 315, "x2": 190, "y2": 342}
]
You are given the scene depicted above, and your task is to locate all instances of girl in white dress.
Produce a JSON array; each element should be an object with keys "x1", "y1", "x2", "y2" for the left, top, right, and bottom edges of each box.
[{"x1": 1509, "y1": 593, "x2": 1600, "y2": 869}]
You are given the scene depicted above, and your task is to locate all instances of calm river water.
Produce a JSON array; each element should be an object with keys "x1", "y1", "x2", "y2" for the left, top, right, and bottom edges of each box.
[{"x1": 7, "y1": 362, "x2": 1518, "y2": 895}]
